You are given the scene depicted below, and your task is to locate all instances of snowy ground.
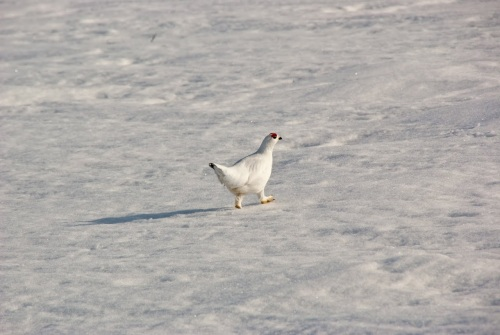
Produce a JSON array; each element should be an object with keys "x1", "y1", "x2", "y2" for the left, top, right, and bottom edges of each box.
[{"x1": 1, "y1": 0, "x2": 500, "y2": 334}]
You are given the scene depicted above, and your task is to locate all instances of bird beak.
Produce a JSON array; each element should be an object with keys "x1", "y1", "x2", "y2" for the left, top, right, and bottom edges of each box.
[{"x1": 279, "y1": 136, "x2": 282, "y2": 140}]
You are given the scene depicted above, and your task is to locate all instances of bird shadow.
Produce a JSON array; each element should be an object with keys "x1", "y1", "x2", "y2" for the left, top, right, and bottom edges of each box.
[{"x1": 76, "y1": 207, "x2": 226, "y2": 226}]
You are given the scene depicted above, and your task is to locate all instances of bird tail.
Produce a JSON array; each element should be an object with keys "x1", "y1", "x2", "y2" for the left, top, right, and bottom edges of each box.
[{"x1": 208, "y1": 163, "x2": 225, "y2": 185}]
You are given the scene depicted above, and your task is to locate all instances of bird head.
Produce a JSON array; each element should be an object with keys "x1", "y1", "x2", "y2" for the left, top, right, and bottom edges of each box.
[
  {"x1": 270, "y1": 133, "x2": 282, "y2": 141},
  {"x1": 257, "y1": 133, "x2": 282, "y2": 153}
]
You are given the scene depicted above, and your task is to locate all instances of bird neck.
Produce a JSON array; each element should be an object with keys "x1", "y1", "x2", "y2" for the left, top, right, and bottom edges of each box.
[{"x1": 257, "y1": 138, "x2": 275, "y2": 154}]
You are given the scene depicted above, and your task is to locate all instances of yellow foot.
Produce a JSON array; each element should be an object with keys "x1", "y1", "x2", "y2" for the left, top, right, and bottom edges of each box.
[
  {"x1": 235, "y1": 204, "x2": 242, "y2": 209},
  {"x1": 260, "y1": 196, "x2": 275, "y2": 204}
]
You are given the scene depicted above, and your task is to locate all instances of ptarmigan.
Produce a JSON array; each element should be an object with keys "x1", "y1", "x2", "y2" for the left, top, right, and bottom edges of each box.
[{"x1": 209, "y1": 133, "x2": 282, "y2": 209}]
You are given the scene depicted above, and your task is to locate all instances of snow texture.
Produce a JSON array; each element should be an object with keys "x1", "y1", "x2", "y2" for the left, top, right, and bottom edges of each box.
[{"x1": 1, "y1": 0, "x2": 500, "y2": 334}]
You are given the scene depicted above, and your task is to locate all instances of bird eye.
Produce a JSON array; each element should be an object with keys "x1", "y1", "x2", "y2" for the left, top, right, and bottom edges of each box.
[{"x1": 270, "y1": 133, "x2": 278, "y2": 139}]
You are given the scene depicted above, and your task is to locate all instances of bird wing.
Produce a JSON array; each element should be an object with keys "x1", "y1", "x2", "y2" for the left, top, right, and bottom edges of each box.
[
  {"x1": 238, "y1": 153, "x2": 272, "y2": 188},
  {"x1": 211, "y1": 163, "x2": 249, "y2": 190}
]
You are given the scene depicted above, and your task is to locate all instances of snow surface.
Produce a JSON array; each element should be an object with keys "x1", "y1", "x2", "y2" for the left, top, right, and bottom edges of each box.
[{"x1": 1, "y1": 0, "x2": 500, "y2": 334}]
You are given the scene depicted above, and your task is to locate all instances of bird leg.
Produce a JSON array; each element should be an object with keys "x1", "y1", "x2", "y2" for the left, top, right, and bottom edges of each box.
[
  {"x1": 258, "y1": 191, "x2": 274, "y2": 204},
  {"x1": 235, "y1": 195, "x2": 243, "y2": 209}
]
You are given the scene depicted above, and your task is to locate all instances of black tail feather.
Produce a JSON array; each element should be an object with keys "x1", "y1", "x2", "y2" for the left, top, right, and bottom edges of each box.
[{"x1": 209, "y1": 163, "x2": 215, "y2": 169}]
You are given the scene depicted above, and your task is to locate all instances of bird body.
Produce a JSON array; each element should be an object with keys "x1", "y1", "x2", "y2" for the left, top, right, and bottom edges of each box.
[{"x1": 209, "y1": 133, "x2": 282, "y2": 208}]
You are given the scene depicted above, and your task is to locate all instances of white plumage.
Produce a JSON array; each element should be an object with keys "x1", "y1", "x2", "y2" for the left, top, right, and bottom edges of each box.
[{"x1": 209, "y1": 133, "x2": 282, "y2": 208}]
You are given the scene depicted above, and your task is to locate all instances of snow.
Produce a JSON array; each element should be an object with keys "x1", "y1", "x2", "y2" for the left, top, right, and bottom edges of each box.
[{"x1": 1, "y1": 0, "x2": 500, "y2": 334}]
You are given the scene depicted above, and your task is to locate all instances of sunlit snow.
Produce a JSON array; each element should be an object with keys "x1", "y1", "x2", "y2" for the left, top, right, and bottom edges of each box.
[{"x1": 1, "y1": 0, "x2": 500, "y2": 334}]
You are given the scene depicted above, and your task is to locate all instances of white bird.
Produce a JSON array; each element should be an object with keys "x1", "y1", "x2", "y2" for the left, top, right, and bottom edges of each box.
[{"x1": 209, "y1": 133, "x2": 282, "y2": 209}]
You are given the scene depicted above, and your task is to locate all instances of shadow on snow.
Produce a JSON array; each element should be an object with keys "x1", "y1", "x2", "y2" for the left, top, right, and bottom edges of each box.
[{"x1": 78, "y1": 207, "x2": 225, "y2": 225}]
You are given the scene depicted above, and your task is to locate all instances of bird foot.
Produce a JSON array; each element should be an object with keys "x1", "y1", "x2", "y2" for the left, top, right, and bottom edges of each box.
[
  {"x1": 235, "y1": 204, "x2": 242, "y2": 209},
  {"x1": 260, "y1": 196, "x2": 275, "y2": 204}
]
